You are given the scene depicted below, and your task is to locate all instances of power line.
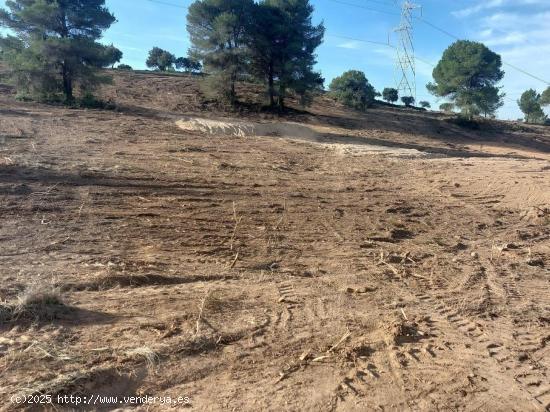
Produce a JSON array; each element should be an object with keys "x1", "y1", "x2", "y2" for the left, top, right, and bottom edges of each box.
[
  {"x1": 327, "y1": 33, "x2": 435, "y2": 68},
  {"x1": 322, "y1": 0, "x2": 399, "y2": 16},
  {"x1": 501, "y1": 62, "x2": 549, "y2": 86},
  {"x1": 141, "y1": 0, "x2": 187, "y2": 9},
  {"x1": 327, "y1": 33, "x2": 394, "y2": 48}
]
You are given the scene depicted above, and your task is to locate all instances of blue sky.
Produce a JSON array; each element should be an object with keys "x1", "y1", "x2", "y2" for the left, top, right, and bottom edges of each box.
[{"x1": 1, "y1": 0, "x2": 549, "y2": 119}]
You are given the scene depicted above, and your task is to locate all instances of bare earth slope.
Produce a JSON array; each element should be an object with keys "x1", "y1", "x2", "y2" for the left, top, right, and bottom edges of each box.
[{"x1": 0, "y1": 71, "x2": 549, "y2": 411}]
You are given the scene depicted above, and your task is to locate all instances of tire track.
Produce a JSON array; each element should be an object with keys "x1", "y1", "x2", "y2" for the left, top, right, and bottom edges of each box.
[{"x1": 411, "y1": 279, "x2": 550, "y2": 410}]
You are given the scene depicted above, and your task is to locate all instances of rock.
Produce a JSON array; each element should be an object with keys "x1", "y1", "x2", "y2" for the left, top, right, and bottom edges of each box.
[{"x1": 526, "y1": 258, "x2": 544, "y2": 267}]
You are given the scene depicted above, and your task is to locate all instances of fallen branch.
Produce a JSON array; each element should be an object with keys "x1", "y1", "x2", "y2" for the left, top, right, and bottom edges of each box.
[
  {"x1": 382, "y1": 261, "x2": 400, "y2": 277},
  {"x1": 230, "y1": 201, "x2": 242, "y2": 251},
  {"x1": 229, "y1": 252, "x2": 239, "y2": 269},
  {"x1": 328, "y1": 331, "x2": 351, "y2": 353},
  {"x1": 311, "y1": 355, "x2": 332, "y2": 362}
]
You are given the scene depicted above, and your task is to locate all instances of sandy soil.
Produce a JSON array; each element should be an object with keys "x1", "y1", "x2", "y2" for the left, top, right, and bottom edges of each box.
[{"x1": 0, "y1": 71, "x2": 549, "y2": 411}]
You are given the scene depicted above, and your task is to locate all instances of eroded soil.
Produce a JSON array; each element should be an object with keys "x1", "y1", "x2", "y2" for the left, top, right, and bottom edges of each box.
[{"x1": 0, "y1": 72, "x2": 549, "y2": 411}]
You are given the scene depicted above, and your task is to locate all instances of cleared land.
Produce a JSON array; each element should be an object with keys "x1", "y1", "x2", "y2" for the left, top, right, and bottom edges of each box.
[{"x1": 0, "y1": 71, "x2": 549, "y2": 411}]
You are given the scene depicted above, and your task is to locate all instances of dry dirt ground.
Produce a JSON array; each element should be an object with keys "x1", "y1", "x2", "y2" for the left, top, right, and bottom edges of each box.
[{"x1": 0, "y1": 71, "x2": 549, "y2": 411}]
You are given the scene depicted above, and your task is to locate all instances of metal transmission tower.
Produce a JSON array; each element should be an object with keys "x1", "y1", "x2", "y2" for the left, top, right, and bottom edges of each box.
[{"x1": 393, "y1": 0, "x2": 421, "y2": 101}]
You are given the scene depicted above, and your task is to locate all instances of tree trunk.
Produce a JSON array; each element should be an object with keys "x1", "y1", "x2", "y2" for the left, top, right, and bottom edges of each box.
[
  {"x1": 268, "y1": 63, "x2": 275, "y2": 107},
  {"x1": 277, "y1": 85, "x2": 285, "y2": 112},
  {"x1": 230, "y1": 73, "x2": 237, "y2": 106},
  {"x1": 62, "y1": 63, "x2": 73, "y2": 103}
]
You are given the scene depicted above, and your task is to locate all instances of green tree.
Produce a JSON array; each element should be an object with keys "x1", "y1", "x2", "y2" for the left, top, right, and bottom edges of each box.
[
  {"x1": 419, "y1": 101, "x2": 431, "y2": 109},
  {"x1": 117, "y1": 64, "x2": 133, "y2": 70},
  {"x1": 401, "y1": 96, "x2": 415, "y2": 107},
  {"x1": 329, "y1": 70, "x2": 376, "y2": 111},
  {"x1": 427, "y1": 40, "x2": 504, "y2": 119},
  {"x1": 103, "y1": 44, "x2": 123, "y2": 68},
  {"x1": 175, "y1": 57, "x2": 202, "y2": 73},
  {"x1": 474, "y1": 86, "x2": 504, "y2": 118},
  {"x1": 187, "y1": 0, "x2": 253, "y2": 105},
  {"x1": 382, "y1": 87, "x2": 398, "y2": 104},
  {"x1": 439, "y1": 102, "x2": 455, "y2": 113},
  {"x1": 247, "y1": 3, "x2": 284, "y2": 106},
  {"x1": 0, "y1": 0, "x2": 119, "y2": 102},
  {"x1": 248, "y1": 0, "x2": 324, "y2": 109},
  {"x1": 518, "y1": 89, "x2": 547, "y2": 124},
  {"x1": 540, "y1": 87, "x2": 550, "y2": 107},
  {"x1": 146, "y1": 47, "x2": 176, "y2": 71}
]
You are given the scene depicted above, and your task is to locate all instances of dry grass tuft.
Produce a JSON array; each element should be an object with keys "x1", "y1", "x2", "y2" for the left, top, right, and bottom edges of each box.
[
  {"x1": 1, "y1": 282, "x2": 66, "y2": 323},
  {"x1": 125, "y1": 346, "x2": 160, "y2": 368}
]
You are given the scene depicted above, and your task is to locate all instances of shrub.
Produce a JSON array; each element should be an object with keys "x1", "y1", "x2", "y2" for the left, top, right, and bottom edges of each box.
[
  {"x1": 329, "y1": 70, "x2": 377, "y2": 111},
  {"x1": 382, "y1": 87, "x2": 398, "y2": 104},
  {"x1": 401, "y1": 96, "x2": 415, "y2": 107}
]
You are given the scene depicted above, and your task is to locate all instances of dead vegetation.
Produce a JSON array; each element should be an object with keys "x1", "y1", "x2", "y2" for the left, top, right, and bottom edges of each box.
[{"x1": 1, "y1": 281, "x2": 66, "y2": 323}]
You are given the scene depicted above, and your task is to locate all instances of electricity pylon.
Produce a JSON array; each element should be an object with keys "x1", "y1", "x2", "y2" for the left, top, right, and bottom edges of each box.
[{"x1": 393, "y1": 0, "x2": 421, "y2": 102}]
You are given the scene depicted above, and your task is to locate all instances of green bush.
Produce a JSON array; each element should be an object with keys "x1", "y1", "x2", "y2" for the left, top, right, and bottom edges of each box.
[{"x1": 329, "y1": 70, "x2": 376, "y2": 111}]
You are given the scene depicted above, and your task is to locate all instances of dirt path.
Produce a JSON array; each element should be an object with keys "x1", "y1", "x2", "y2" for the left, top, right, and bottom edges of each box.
[{"x1": 0, "y1": 96, "x2": 549, "y2": 411}]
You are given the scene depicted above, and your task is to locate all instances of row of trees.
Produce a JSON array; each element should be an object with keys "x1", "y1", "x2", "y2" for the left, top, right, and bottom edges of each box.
[
  {"x1": 187, "y1": 0, "x2": 324, "y2": 109},
  {"x1": 0, "y1": 1, "x2": 546, "y2": 122},
  {"x1": 327, "y1": 71, "x2": 431, "y2": 112},
  {"x1": 146, "y1": 47, "x2": 202, "y2": 73}
]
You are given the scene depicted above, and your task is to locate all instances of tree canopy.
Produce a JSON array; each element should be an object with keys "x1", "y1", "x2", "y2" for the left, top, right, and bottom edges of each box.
[
  {"x1": 427, "y1": 40, "x2": 504, "y2": 119},
  {"x1": 329, "y1": 70, "x2": 376, "y2": 111},
  {"x1": 175, "y1": 57, "x2": 202, "y2": 73},
  {"x1": 0, "y1": 0, "x2": 120, "y2": 102},
  {"x1": 541, "y1": 87, "x2": 550, "y2": 107},
  {"x1": 518, "y1": 89, "x2": 547, "y2": 124},
  {"x1": 187, "y1": 0, "x2": 253, "y2": 104},
  {"x1": 419, "y1": 101, "x2": 430, "y2": 109},
  {"x1": 251, "y1": 0, "x2": 324, "y2": 109},
  {"x1": 401, "y1": 96, "x2": 415, "y2": 107},
  {"x1": 146, "y1": 47, "x2": 176, "y2": 71},
  {"x1": 382, "y1": 87, "x2": 398, "y2": 104}
]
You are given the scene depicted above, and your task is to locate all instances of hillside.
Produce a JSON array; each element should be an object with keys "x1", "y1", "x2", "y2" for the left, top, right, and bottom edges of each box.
[{"x1": 0, "y1": 70, "x2": 549, "y2": 411}]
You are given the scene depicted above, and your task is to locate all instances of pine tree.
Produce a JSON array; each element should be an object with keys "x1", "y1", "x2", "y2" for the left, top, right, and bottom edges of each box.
[
  {"x1": 187, "y1": 0, "x2": 254, "y2": 105},
  {"x1": 247, "y1": 2, "x2": 284, "y2": 106},
  {"x1": 0, "y1": 0, "x2": 120, "y2": 102},
  {"x1": 256, "y1": 0, "x2": 324, "y2": 109},
  {"x1": 518, "y1": 89, "x2": 547, "y2": 124},
  {"x1": 427, "y1": 40, "x2": 504, "y2": 119}
]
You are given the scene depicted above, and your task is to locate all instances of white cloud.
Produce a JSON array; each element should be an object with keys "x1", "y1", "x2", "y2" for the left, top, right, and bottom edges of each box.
[
  {"x1": 452, "y1": 0, "x2": 505, "y2": 18},
  {"x1": 452, "y1": 0, "x2": 549, "y2": 19},
  {"x1": 336, "y1": 41, "x2": 363, "y2": 50}
]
